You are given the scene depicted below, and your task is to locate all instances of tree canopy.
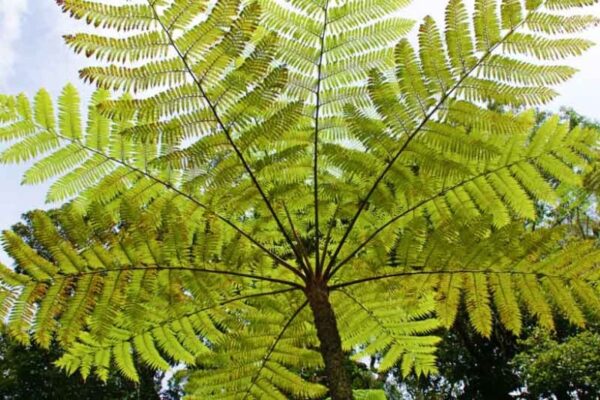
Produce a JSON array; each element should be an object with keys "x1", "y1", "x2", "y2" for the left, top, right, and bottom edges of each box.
[{"x1": 0, "y1": 0, "x2": 599, "y2": 399}]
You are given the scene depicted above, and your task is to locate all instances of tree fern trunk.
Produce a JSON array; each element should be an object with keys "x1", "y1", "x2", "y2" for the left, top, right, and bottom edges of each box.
[{"x1": 307, "y1": 282, "x2": 353, "y2": 400}]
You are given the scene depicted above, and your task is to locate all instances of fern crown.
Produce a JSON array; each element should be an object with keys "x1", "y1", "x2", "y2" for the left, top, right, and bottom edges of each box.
[{"x1": 0, "y1": 0, "x2": 599, "y2": 398}]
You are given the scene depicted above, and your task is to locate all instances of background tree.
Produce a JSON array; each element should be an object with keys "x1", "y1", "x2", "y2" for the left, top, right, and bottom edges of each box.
[
  {"x1": 513, "y1": 327, "x2": 600, "y2": 400},
  {"x1": 0, "y1": 327, "x2": 165, "y2": 400},
  {"x1": 0, "y1": 0, "x2": 599, "y2": 399}
]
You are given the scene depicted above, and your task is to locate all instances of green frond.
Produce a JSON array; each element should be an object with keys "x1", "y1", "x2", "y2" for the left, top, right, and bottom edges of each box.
[
  {"x1": 114, "y1": 341, "x2": 139, "y2": 382},
  {"x1": 65, "y1": 31, "x2": 170, "y2": 64},
  {"x1": 481, "y1": 55, "x2": 578, "y2": 86},
  {"x1": 34, "y1": 89, "x2": 56, "y2": 130},
  {"x1": 464, "y1": 273, "x2": 493, "y2": 337},
  {"x1": 490, "y1": 274, "x2": 522, "y2": 334},
  {"x1": 504, "y1": 34, "x2": 594, "y2": 60},
  {"x1": 419, "y1": 16, "x2": 455, "y2": 95},
  {"x1": 395, "y1": 39, "x2": 435, "y2": 117},
  {"x1": 446, "y1": 0, "x2": 477, "y2": 73},
  {"x1": 571, "y1": 280, "x2": 600, "y2": 318},
  {"x1": 58, "y1": 84, "x2": 83, "y2": 140},
  {"x1": 258, "y1": 0, "x2": 414, "y2": 141},
  {"x1": 0, "y1": 108, "x2": 61, "y2": 164},
  {"x1": 545, "y1": 0, "x2": 599, "y2": 10},
  {"x1": 133, "y1": 332, "x2": 171, "y2": 371},
  {"x1": 474, "y1": 0, "x2": 501, "y2": 51},
  {"x1": 185, "y1": 299, "x2": 326, "y2": 400},
  {"x1": 502, "y1": 0, "x2": 524, "y2": 29},
  {"x1": 6, "y1": 283, "x2": 46, "y2": 345},
  {"x1": 2, "y1": 230, "x2": 57, "y2": 280},
  {"x1": 336, "y1": 289, "x2": 441, "y2": 377},
  {"x1": 542, "y1": 277, "x2": 586, "y2": 327},
  {"x1": 57, "y1": 0, "x2": 156, "y2": 31},
  {"x1": 325, "y1": 390, "x2": 387, "y2": 400},
  {"x1": 436, "y1": 274, "x2": 464, "y2": 329},
  {"x1": 360, "y1": 223, "x2": 600, "y2": 335},
  {"x1": 527, "y1": 12, "x2": 600, "y2": 34},
  {"x1": 516, "y1": 274, "x2": 555, "y2": 330}
]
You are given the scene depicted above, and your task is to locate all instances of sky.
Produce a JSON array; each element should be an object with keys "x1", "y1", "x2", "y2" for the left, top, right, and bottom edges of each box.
[{"x1": 0, "y1": 0, "x2": 600, "y2": 263}]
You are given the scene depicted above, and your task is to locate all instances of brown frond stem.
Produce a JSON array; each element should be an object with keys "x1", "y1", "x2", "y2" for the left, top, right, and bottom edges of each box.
[
  {"x1": 283, "y1": 204, "x2": 314, "y2": 277},
  {"x1": 330, "y1": 269, "x2": 590, "y2": 291},
  {"x1": 49, "y1": 265, "x2": 304, "y2": 289},
  {"x1": 319, "y1": 204, "x2": 340, "y2": 274},
  {"x1": 312, "y1": 0, "x2": 330, "y2": 278}
]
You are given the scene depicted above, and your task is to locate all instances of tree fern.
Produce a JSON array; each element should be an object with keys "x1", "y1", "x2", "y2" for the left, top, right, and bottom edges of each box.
[{"x1": 1, "y1": 0, "x2": 600, "y2": 399}]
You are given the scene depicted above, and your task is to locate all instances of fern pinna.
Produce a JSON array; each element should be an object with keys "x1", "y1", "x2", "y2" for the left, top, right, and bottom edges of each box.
[{"x1": 1, "y1": 0, "x2": 599, "y2": 398}]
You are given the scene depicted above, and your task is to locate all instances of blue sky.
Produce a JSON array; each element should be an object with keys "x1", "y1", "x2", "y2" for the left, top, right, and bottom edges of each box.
[{"x1": 1, "y1": 0, "x2": 600, "y2": 263}]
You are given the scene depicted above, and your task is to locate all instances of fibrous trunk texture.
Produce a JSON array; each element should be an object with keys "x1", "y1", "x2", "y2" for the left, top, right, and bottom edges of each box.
[{"x1": 307, "y1": 282, "x2": 353, "y2": 400}]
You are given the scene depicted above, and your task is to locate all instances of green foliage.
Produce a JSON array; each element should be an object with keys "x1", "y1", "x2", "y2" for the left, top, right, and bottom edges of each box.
[
  {"x1": 326, "y1": 390, "x2": 387, "y2": 400},
  {"x1": 0, "y1": 0, "x2": 599, "y2": 398},
  {"x1": 513, "y1": 329, "x2": 600, "y2": 399},
  {"x1": 336, "y1": 291, "x2": 440, "y2": 376},
  {"x1": 0, "y1": 327, "x2": 164, "y2": 400}
]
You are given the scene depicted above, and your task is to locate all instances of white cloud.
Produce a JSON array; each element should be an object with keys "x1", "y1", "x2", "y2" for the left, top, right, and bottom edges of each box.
[{"x1": 0, "y1": 0, "x2": 28, "y2": 90}]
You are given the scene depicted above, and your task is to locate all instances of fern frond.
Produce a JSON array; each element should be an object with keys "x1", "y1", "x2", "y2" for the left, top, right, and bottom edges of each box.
[
  {"x1": 185, "y1": 298, "x2": 327, "y2": 400},
  {"x1": 325, "y1": 0, "x2": 599, "y2": 279},
  {"x1": 336, "y1": 289, "x2": 441, "y2": 377},
  {"x1": 332, "y1": 223, "x2": 600, "y2": 336}
]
